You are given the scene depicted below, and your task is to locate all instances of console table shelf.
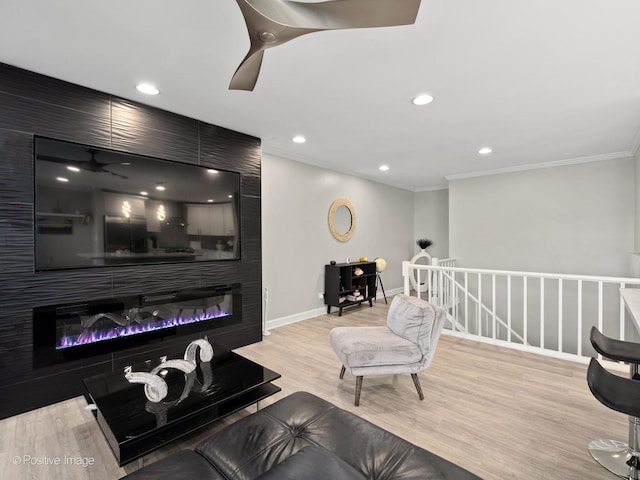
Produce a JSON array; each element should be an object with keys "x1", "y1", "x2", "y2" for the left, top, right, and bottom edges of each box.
[{"x1": 324, "y1": 261, "x2": 377, "y2": 316}]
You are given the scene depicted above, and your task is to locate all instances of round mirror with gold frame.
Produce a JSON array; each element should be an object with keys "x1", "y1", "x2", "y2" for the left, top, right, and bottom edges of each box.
[{"x1": 328, "y1": 198, "x2": 356, "y2": 242}]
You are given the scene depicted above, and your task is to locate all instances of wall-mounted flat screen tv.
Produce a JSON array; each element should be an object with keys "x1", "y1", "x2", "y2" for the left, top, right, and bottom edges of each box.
[{"x1": 34, "y1": 137, "x2": 240, "y2": 271}]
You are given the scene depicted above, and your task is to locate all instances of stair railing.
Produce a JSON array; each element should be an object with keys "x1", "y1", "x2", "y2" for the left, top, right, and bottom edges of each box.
[{"x1": 402, "y1": 260, "x2": 640, "y2": 363}]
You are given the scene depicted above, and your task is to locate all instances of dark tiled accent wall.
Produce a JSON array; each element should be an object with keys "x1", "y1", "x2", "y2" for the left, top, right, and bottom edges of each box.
[{"x1": 0, "y1": 63, "x2": 262, "y2": 419}]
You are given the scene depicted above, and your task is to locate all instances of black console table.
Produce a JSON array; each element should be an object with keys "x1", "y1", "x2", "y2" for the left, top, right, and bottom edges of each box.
[
  {"x1": 83, "y1": 349, "x2": 280, "y2": 466},
  {"x1": 324, "y1": 261, "x2": 377, "y2": 316}
]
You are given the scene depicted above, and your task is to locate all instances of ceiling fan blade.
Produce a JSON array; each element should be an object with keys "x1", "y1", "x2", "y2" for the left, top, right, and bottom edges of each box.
[
  {"x1": 37, "y1": 154, "x2": 84, "y2": 166},
  {"x1": 106, "y1": 170, "x2": 128, "y2": 180},
  {"x1": 300, "y1": 0, "x2": 421, "y2": 29},
  {"x1": 37, "y1": 153, "x2": 127, "y2": 178},
  {"x1": 229, "y1": 49, "x2": 265, "y2": 91},
  {"x1": 231, "y1": 0, "x2": 421, "y2": 90},
  {"x1": 237, "y1": 0, "x2": 420, "y2": 30}
]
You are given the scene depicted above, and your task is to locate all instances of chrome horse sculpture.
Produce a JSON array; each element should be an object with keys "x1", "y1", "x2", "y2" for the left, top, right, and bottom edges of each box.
[{"x1": 124, "y1": 338, "x2": 214, "y2": 403}]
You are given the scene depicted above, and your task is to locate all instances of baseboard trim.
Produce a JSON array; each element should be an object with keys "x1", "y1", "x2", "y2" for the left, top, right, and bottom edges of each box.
[
  {"x1": 265, "y1": 306, "x2": 327, "y2": 331},
  {"x1": 440, "y1": 329, "x2": 614, "y2": 367},
  {"x1": 264, "y1": 287, "x2": 403, "y2": 331}
]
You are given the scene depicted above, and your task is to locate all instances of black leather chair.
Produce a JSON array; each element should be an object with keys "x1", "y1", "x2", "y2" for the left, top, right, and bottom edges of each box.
[
  {"x1": 591, "y1": 327, "x2": 640, "y2": 379},
  {"x1": 587, "y1": 358, "x2": 640, "y2": 480},
  {"x1": 119, "y1": 391, "x2": 482, "y2": 480},
  {"x1": 589, "y1": 326, "x2": 640, "y2": 479}
]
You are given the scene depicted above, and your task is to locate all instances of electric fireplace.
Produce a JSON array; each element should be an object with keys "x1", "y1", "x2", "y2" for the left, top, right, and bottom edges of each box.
[{"x1": 33, "y1": 284, "x2": 241, "y2": 367}]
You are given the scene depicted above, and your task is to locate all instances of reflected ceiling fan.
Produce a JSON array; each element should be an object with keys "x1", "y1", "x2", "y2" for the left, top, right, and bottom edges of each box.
[
  {"x1": 37, "y1": 149, "x2": 128, "y2": 179},
  {"x1": 230, "y1": 0, "x2": 422, "y2": 91}
]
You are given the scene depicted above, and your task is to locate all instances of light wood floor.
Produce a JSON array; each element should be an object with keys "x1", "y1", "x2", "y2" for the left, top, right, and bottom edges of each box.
[{"x1": 0, "y1": 296, "x2": 627, "y2": 479}]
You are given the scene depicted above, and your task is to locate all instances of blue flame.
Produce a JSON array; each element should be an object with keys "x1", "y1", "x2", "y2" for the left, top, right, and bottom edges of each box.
[{"x1": 56, "y1": 310, "x2": 230, "y2": 350}]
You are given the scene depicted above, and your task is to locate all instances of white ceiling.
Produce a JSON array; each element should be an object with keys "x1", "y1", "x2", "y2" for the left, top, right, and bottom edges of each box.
[{"x1": 1, "y1": 0, "x2": 640, "y2": 191}]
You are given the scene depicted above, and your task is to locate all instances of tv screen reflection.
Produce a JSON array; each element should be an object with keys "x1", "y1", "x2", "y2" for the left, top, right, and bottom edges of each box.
[{"x1": 34, "y1": 137, "x2": 240, "y2": 271}]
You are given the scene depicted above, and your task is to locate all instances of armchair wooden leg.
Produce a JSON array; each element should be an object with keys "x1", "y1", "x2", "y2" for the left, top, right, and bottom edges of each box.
[
  {"x1": 339, "y1": 365, "x2": 346, "y2": 379},
  {"x1": 411, "y1": 373, "x2": 425, "y2": 400},
  {"x1": 355, "y1": 376, "x2": 363, "y2": 406}
]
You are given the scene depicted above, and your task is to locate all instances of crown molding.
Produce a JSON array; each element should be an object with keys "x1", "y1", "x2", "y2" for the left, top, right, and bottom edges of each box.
[
  {"x1": 444, "y1": 151, "x2": 633, "y2": 182},
  {"x1": 415, "y1": 184, "x2": 449, "y2": 192}
]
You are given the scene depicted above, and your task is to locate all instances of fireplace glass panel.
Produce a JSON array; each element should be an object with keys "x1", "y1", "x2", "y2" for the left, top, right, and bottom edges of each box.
[
  {"x1": 32, "y1": 284, "x2": 241, "y2": 367},
  {"x1": 56, "y1": 292, "x2": 232, "y2": 350}
]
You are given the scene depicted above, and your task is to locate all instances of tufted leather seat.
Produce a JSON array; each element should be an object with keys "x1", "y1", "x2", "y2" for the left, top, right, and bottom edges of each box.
[{"x1": 120, "y1": 391, "x2": 481, "y2": 480}]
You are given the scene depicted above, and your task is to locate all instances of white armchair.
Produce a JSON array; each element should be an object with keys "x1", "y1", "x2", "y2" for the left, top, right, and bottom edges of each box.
[{"x1": 329, "y1": 294, "x2": 446, "y2": 406}]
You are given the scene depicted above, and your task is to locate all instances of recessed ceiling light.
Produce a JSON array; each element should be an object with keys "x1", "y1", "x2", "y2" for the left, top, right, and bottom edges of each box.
[
  {"x1": 56, "y1": 177, "x2": 69, "y2": 182},
  {"x1": 156, "y1": 184, "x2": 166, "y2": 191},
  {"x1": 121, "y1": 162, "x2": 131, "y2": 166},
  {"x1": 412, "y1": 94, "x2": 434, "y2": 106},
  {"x1": 478, "y1": 147, "x2": 493, "y2": 155},
  {"x1": 207, "y1": 199, "x2": 214, "y2": 203},
  {"x1": 208, "y1": 169, "x2": 219, "y2": 174},
  {"x1": 140, "y1": 191, "x2": 148, "y2": 196},
  {"x1": 228, "y1": 194, "x2": 233, "y2": 198},
  {"x1": 292, "y1": 135, "x2": 306, "y2": 144},
  {"x1": 66, "y1": 166, "x2": 80, "y2": 172},
  {"x1": 379, "y1": 165, "x2": 390, "y2": 171},
  {"x1": 136, "y1": 83, "x2": 160, "y2": 95}
]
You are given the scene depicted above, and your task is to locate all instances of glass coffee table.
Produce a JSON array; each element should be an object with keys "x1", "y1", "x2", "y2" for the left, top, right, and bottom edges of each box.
[{"x1": 83, "y1": 349, "x2": 281, "y2": 466}]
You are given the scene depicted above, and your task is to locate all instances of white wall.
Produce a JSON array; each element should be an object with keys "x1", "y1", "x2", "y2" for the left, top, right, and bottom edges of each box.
[
  {"x1": 262, "y1": 154, "x2": 636, "y2": 329},
  {"x1": 635, "y1": 148, "x2": 640, "y2": 253},
  {"x1": 262, "y1": 154, "x2": 414, "y2": 325},
  {"x1": 413, "y1": 188, "x2": 449, "y2": 260},
  {"x1": 449, "y1": 158, "x2": 635, "y2": 277}
]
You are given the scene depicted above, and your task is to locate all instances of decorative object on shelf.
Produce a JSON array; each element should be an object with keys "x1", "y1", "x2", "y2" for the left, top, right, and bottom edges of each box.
[
  {"x1": 347, "y1": 288, "x2": 364, "y2": 301},
  {"x1": 354, "y1": 267, "x2": 364, "y2": 276},
  {"x1": 329, "y1": 198, "x2": 356, "y2": 242},
  {"x1": 410, "y1": 239, "x2": 433, "y2": 293},
  {"x1": 374, "y1": 257, "x2": 388, "y2": 304},
  {"x1": 124, "y1": 337, "x2": 214, "y2": 403},
  {"x1": 359, "y1": 257, "x2": 368, "y2": 262},
  {"x1": 330, "y1": 260, "x2": 336, "y2": 265}
]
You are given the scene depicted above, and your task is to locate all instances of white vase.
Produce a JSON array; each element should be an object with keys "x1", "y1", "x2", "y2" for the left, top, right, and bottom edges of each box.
[{"x1": 409, "y1": 248, "x2": 432, "y2": 293}]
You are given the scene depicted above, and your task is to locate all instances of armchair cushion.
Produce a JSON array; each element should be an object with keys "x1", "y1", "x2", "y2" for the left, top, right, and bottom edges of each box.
[
  {"x1": 387, "y1": 294, "x2": 437, "y2": 355},
  {"x1": 330, "y1": 326, "x2": 422, "y2": 370}
]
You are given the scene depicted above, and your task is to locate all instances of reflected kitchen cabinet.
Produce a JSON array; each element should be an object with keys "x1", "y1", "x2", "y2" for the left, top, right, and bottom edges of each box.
[
  {"x1": 187, "y1": 204, "x2": 235, "y2": 236},
  {"x1": 222, "y1": 204, "x2": 235, "y2": 235}
]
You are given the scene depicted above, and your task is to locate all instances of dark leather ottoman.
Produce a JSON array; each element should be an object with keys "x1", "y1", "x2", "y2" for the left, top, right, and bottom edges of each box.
[{"x1": 120, "y1": 391, "x2": 481, "y2": 480}]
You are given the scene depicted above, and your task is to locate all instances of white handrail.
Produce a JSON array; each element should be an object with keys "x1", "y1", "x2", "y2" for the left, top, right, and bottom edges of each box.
[
  {"x1": 406, "y1": 263, "x2": 640, "y2": 284},
  {"x1": 402, "y1": 260, "x2": 640, "y2": 363}
]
